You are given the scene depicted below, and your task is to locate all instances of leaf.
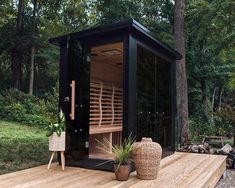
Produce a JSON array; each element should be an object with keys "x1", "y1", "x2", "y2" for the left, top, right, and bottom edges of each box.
[
  {"x1": 56, "y1": 129, "x2": 61, "y2": 137},
  {"x1": 46, "y1": 131, "x2": 53, "y2": 137}
]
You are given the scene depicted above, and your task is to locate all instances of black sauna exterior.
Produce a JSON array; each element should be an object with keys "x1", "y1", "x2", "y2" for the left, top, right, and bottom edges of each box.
[{"x1": 50, "y1": 20, "x2": 181, "y2": 171}]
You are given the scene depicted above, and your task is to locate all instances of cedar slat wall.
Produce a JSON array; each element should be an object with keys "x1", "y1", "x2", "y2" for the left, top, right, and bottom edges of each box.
[{"x1": 89, "y1": 80, "x2": 122, "y2": 159}]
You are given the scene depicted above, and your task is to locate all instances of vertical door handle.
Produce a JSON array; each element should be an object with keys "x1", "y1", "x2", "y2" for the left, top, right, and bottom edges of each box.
[{"x1": 70, "y1": 80, "x2": 75, "y2": 120}]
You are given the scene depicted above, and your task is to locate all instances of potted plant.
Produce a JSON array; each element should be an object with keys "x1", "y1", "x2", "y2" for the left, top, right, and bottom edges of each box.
[
  {"x1": 45, "y1": 109, "x2": 66, "y2": 170},
  {"x1": 96, "y1": 135, "x2": 135, "y2": 181},
  {"x1": 113, "y1": 135, "x2": 135, "y2": 181}
]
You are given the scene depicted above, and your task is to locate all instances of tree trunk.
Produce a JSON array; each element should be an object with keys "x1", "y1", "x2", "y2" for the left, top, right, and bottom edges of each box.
[
  {"x1": 200, "y1": 79, "x2": 212, "y2": 119},
  {"x1": 201, "y1": 80, "x2": 208, "y2": 106},
  {"x1": 233, "y1": 123, "x2": 235, "y2": 146},
  {"x1": 16, "y1": 0, "x2": 24, "y2": 36},
  {"x1": 11, "y1": 0, "x2": 24, "y2": 89},
  {"x1": 29, "y1": 0, "x2": 37, "y2": 95},
  {"x1": 29, "y1": 46, "x2": 35, "y2": 95},
  {"x1": 211, "y1": 86, "x2": 217, "y2": 112},
  {"x1": 218, "y1": 86, "x2": 224, "y2": 111},
  {"x1": 174, "y1": 0, "x2": 190, "y2": 145}
]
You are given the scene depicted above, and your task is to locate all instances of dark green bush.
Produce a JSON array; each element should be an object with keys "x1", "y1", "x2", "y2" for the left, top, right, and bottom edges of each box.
[
  {"x1": 44, "y1": 82, "x2": 59, "y2": 123},
  {"x1": 22, "y1": 114, "x2": 49, "y2": 127},
  {"x1": 1, "y1": 102, "x2": 27, "y2": 122},
  {"x1": 0, "y1": 88, "x2": 54, "y2": 127},
  {"x1": 190, "y1": 105, "x2": 234, "y2": 140},
  {"x1": 213, "y1": 115, "x2": 233, "y2": 137},
  {"x1": 190, "y1": 115, "x2": 215, "y2": 137}
]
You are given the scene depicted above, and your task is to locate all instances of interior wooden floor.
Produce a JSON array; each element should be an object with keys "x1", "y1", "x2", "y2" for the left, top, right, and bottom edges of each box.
[{"x1": 0, "y1": 152, "x2": 226, "y2": 188}]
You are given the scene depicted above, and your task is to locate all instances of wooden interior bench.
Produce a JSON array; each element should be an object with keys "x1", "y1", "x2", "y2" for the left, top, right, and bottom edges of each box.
[{"x1": 89, "y1": 80, "x2": 123, "y2": 159}]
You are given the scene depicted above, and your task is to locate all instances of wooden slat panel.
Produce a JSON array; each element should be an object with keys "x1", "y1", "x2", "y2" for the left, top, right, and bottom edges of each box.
[
  {"x1": 89, "y1": 153, "x2": 114, "y2": 160},
  {"x1": 89, "y1": 126, "x2": 122, "y2": 134},
  {"x1": 90, "y1": 117, "x2": 113, "y2": 121},
  {"x1": 89, "y1": 80, "x2": 123, "y2": 157},
  {"x1": 101, "y1": 98, "x2": 112, "y2": 102},
  {"x1": 89, "y1": 121, "x2": 99, "y2": 123},
  {"x1": 102, "y1": 114, "x2": 113, "y2": 116}
]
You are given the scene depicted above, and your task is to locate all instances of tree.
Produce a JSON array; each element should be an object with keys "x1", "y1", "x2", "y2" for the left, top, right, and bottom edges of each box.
[
  {"x1": 186, "y1": 0, "x2": 235, "y2": 113},
  {"x1": 11, "y1": 0, "x2": 24, "y2": 89},
  {"x1": 29, "y1": 0, "x2": 38, "y2": 95},
  {"x1": 174, "y1": 0, "x2": 190, "y2": 144}
]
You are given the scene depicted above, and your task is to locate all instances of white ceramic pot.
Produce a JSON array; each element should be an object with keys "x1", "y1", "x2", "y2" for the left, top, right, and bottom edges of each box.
[{"x1": 49, "y1": 131, "x2": 65, "y2": 151}]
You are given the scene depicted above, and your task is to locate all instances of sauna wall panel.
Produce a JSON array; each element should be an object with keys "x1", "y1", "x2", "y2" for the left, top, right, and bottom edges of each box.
[
  {"x1": 90, "y1": 61, "x2": 123, "y2": 87},
  {"x1": 88, "y1": 81, "x2": 123, "y2": 160}
]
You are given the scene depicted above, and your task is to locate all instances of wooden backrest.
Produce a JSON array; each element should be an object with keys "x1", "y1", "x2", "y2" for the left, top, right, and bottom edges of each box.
[{"x1": 89, "y1": 80, "x2": 123, "y2": 127}]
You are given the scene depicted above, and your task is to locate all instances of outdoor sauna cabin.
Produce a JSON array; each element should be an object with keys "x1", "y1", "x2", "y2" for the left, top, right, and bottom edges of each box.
[{"x1": 49, "y1": 20, "x2": 181, "y2": 171}]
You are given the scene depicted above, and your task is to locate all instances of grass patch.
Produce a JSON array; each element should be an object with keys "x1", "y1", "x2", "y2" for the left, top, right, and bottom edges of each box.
[{"x1": 0, "y1": 120, "x2": 49, "y2": 174}]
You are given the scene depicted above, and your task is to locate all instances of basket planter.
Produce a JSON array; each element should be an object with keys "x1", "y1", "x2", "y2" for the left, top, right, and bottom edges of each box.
[
  {"x1": 49, "y1": 132, "x2": 65, "y2": 151},
  {"x1": 113, "y1": 163, "x2": 131, "y2": 181},
  {"x1": 132, "y1": 137, "x2": 162, "y2": 180}
]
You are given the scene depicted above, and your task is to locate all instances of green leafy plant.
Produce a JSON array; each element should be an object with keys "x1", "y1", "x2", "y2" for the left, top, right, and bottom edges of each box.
[
  {"x1": 0, "y1": 88, "x2": 50, "y2": 127},
  {"x1": 45, "y1": 109, "x2": 65, "y2": 137},
  {"x1": 96, "y1": 134, "x2": 135, "y2": 170},
  {"x1": 113, "y1": 136, "x2": 135, "y2": 167}
]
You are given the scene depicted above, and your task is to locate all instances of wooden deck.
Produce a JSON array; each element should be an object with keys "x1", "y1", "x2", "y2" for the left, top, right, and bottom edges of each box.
[{"x1": 0, "y1": 152, "x2": 226, "y2": 188}]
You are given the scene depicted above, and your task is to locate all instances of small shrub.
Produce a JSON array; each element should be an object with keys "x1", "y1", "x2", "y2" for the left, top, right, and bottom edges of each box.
[
  {"x1": 0, "y1": 89, "x2": 51, "y2": 127},
  {"x1": 44, "y1": 82, "x2": 59, "y2": 122},
  {"x1": 190, "y1": 114, "x2": 215, "y2": 137},
  {"x1": 190, "y1": 105, "x2": 234, "y2": 140},
  {"x1": 1, "y1": 102, "x2": 26, "y2": 122},
  {"x1": 213, "y1": 115, "x2": 233, "y2": 137},
  {"x1": 23, "y1": 114, "x2": 49, "y2": 127}
]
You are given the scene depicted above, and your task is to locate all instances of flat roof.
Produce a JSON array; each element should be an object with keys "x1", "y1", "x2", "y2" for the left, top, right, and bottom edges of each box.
[{"x1": 49, "y1": 19, "x2": 181, "y2": 60}]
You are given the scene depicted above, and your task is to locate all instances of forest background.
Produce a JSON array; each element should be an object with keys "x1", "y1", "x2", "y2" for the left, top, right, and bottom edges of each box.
[{"x1": 0, "y1": 0, "x2": 235, "y2": 144}]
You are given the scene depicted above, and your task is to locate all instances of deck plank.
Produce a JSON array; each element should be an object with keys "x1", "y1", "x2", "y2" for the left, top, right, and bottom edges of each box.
[
  {"x1": 0, "y1": 152, "x2": 227, "y2": 188},
  {"x1": 186, "y1": 155, "x2": 226, "y2": 188}
]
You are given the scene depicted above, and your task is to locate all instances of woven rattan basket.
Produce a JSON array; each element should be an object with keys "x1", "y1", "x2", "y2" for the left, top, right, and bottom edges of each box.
[
  {"x1": 49, "y1": 132, "x2": 65, "y2": 151},
  {"x1": 132, "y1": 137, "x2": 162, "y2": 180}
]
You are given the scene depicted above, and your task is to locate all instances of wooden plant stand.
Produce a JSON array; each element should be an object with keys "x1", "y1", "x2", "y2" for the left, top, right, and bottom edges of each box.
[{"x1": 47, "y1": 151, "x2": 65, "y2": 170}]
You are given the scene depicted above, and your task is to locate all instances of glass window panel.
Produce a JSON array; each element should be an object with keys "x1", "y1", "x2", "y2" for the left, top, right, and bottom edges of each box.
[
  {"x1": 137, "y1": 44, "x2": 172, "y2": 149},
  {"x1": 137, "y1": 45, "x2": 156, "y2": 141}
]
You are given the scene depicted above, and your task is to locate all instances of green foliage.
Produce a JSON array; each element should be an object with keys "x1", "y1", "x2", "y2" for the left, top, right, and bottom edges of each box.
[
  {"x1": 186, "y1": 0, "x2": 235, "y2": 88},
  {"x1": 44, "y1": 82, "x2": 59, "y2": 123},
  {"x1": 96, "y1": 0, "x2": 174, "y2": 46},
  {"x1": 45, "y1": 110, "x2": 65, "y2": 137},
  {"x1": 112, "y1": 135, "x2": 135, "y2": 167},
  {"x1": 229, "y1": 72, "x2": 235, "y2": 89},
  {"x1": 0, "y1": 120, "x2": 49, "y2": 174},
  {"x1": 0, "y1": 88, "x2": 51, "y2": 127},
  {"x1": 190, "y1": 105, "x2": 234, "y2": 140},
  {"x1": 1, "y1": 102, "x2": 26, "y2": 122},
  {"x1": 0, "y1": 0, "x2": 234, "y2": 143},
  {"x1": 213, "y1": 115, "x2": 233, "y2": 137},
  {"x1": 190, "y1": 114, "x2": 215, "y2": 137},
  {"x1": 186, "y1": 0, "x2": 235, "y2": 140},
  {"x1": 96, "y1": 134, "x2": 135, "y2": 167}
]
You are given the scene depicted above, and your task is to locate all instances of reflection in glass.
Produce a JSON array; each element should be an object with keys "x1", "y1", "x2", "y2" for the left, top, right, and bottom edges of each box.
[{"x1": 137, "y1": 45, "x2": 171, "y2": 148}]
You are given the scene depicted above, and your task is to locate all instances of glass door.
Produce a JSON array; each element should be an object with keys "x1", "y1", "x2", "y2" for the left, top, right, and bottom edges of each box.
[
  {"x1": 65, "y1": 39, "x2": 90, "y2": 162},
  {"x1": 88, "y1": 42, "x2": 124, "y2": 160}
]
